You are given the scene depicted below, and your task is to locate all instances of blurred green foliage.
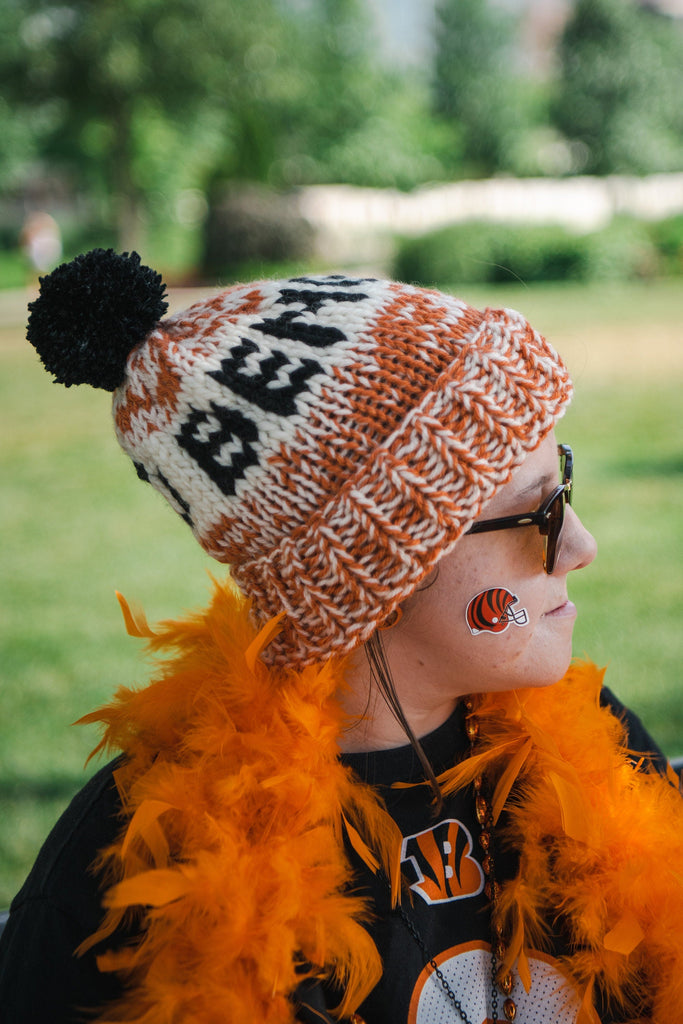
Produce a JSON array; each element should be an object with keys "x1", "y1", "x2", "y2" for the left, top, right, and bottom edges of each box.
[
  {"x1": 554, "y1": 0, "x2": 683, "y2": 174},
  {"x1": 1, "y1": 0, "x2": 266, "y2": 241},
  {"x1": 432, "y1": 0, "x2": 536, "y2": 177},
  {"x1": 393, "y1": 215, "x2": 683, "y2": 287},
  {"x1": 2, "y1": 0, "x2": 683, "y2": 262},
  {"x1": 647, "y1": 215, "x2": 683, "y2": 276},
  {"x1": 0, "y1": 0, "x2": 450, "y2": 253}
]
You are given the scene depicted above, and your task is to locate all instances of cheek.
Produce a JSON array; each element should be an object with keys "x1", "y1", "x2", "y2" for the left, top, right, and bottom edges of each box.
[
  {"x1": 420, "y1": 575, "x2": 545, "y2": 669},
  {"x1": 401, "y1": 532, "x2": 549, "y2": 656},
  {"x1": 464, "y1": 586, "x2": 531, "y2": 637},
  {"x1": 454, "y1": 537, "x2": 547, "y2": 639},
  {"x1": 454, "y1": 588, "x2": 572, "y2": 691},
  {"x1": 454, "y1": 565, "x2": 555, "y2": 666},
  {"x1": 471, "y1": 583, "x2": 574, "y2": 682}
]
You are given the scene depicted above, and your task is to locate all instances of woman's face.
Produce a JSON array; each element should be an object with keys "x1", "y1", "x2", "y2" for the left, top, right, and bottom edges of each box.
[{"x1": 368, "y1": 431, "x2": 598, "y2": 740}]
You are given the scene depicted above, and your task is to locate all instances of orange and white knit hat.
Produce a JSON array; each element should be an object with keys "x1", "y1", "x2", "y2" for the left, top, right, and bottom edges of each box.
[{"x1": 28, "y1": 249, "x2": 572, "y2": 665}]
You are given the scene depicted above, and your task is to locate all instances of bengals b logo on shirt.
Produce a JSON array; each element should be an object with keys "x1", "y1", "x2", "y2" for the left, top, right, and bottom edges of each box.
[{"x1": 400, "y1": 819, "x2": 484, "y2": 905}]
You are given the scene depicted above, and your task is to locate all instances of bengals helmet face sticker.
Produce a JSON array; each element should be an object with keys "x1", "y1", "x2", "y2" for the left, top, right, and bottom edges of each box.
[{"x1": 465, "y1": 587, "x2": 529, "y2": 636}]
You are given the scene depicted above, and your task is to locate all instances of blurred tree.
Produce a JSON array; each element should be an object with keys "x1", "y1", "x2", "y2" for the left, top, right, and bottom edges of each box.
[
  {"x1": 553, "y1": 0, "x2": 683, "y2": 174},
  {"x1": 207, "y1": 0, "x2": 381, "y2": 187},
  {"x1": 280, "y1": 0, "x2": 382, "y2": 182},
  {"x1": 431, "y1": 0, "x2": 531, "y2": 176},
  {"x1": 208, "y1": 0, "x2": 447, "y2": 192},
  {"x1": 0, "y1": 0, "x2": 286, "y2": 249},
  {"x1": 0, "y1": 2, "x2": 43, "y2": 191},
  {"x1": 1, "y1": 0, "x2": 448, "y2": 259},
  {"x1": 202, "y1": 0, "x2": 452, "y2": 275}
]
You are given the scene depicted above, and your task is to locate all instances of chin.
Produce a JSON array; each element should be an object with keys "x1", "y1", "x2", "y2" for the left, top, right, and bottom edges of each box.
[{"x1": 526, "y1": 651, "x2": 573, "y2": 689}]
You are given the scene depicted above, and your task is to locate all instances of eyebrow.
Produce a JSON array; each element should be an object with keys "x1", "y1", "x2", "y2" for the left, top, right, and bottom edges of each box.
[{"x1": 516, "y1": 471, "x2": 556, "y2": 500}]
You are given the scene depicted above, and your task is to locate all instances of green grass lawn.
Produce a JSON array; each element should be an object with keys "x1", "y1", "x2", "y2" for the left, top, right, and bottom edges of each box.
[{"x1": 1, "y1": 278, "x2": 682, "y2": 904}]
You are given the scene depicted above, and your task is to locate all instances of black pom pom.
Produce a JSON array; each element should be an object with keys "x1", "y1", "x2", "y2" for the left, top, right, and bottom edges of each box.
[{"x1": 26, "y1": 248, "x2": 169, "y2": 392}]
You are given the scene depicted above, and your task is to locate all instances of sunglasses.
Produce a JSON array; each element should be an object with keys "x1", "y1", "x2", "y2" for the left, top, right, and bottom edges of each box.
[{"x1": 466, "y1": 444, "x2": 573, "y2": 575}]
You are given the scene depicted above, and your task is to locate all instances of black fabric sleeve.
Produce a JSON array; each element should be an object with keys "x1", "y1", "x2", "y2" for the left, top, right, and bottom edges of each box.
[
  {"x1": 0, "y1": 759, "x2": 345, "y2": 1024},
  {"x1": 294, "y1": 978, "x2": 339, "y2": 1023},
  {"x1": 599, "y1": 685, "x2": 670, "y2": 775},
  {"x1": 0, "y1": 759, "x2": 128, "y2": 1023}
]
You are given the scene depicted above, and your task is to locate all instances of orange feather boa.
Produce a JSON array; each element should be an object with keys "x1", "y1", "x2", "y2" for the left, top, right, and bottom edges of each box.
[{"x1": 78, "y1": 578, "x2": 683, "y2": 1023}]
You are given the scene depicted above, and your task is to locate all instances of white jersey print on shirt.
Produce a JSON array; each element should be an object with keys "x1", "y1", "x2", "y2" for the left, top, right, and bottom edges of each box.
[{"x1": 408, "y1": 943, "x2": 580, "y2": 1024}]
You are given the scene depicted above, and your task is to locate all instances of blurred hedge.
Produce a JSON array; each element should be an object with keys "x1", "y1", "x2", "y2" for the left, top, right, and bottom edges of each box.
[{"x1": 393, "y1": 215, "x2": 683, "y2": 287}]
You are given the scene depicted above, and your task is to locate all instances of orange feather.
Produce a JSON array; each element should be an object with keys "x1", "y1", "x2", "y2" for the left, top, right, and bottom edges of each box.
[{"x1": 78, "y1": 581, "x2": 683, "y2": 1023}]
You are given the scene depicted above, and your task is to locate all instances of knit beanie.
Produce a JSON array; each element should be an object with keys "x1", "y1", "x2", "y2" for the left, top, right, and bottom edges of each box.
[{"x1": 27, "y1": 249, "x2": 572, "y2": 665}]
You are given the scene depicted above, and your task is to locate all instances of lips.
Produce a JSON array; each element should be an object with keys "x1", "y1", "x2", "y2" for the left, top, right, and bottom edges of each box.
[{"x1": 545, "y1": 599, "x2": 577, "y2": 618}]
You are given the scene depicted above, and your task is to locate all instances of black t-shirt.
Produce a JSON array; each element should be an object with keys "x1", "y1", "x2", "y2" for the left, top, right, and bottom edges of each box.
[
  {"x1": 0, "y1": 688, "x2": 667, "y2": 1023},
  {"x1": 341, "y1": 689, "x2": 668, "y2": 1024},
  {"x1": 343, "y1": 702, "x2": 563, "y2": 1024}
]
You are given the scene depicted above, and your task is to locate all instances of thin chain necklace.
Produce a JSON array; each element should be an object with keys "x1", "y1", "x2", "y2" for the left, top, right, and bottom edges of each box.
[
  {"x1": 467, "y1": 699, "x2": 517, "y2": 1023},
  {"x1": 392, "y1": 699, "x2": 518, "y2": 1024}
]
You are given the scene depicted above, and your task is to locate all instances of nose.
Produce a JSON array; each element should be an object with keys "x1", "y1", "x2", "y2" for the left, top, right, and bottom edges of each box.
[{"x1": 558, "y1": 506, "x2": 598, "y2": 574}]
